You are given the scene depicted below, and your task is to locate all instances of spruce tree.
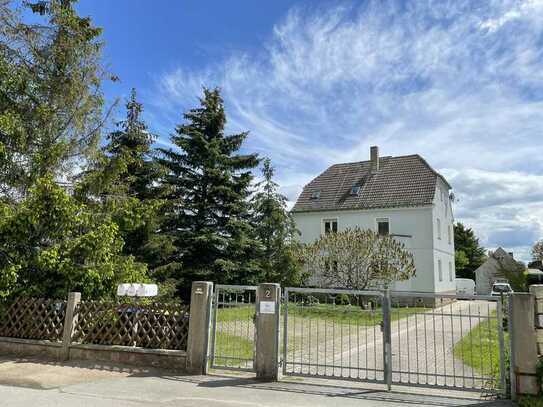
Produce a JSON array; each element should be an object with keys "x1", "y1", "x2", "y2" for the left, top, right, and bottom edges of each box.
[
  {"x1": 0, "y1": 0, "x2": 109, "y2": 200},
  {"x1": 158, "y1": 88, "x2": 260, "y2": 296},
  {"x1": 78, "y1": 89, "x2": 170, "y2": 271},
  {"x1": 252, "y1": 158, "x2": 304, "y2": 285},
  {"x1": 105, "y1": 88, "x2": 158, "y2": 200}
]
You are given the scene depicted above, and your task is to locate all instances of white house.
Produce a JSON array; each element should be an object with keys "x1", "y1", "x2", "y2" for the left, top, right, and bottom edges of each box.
[{"x1": 291, "y1": 146, "x2": 456, "y2": 294}]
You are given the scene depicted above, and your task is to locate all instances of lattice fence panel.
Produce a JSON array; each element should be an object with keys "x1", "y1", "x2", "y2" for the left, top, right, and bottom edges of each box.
[
  {"x1": 72, "y1": 301, "x2": 190, "y2": 351},
  {"x1": 0, "y1": 297, "x2": 66, "y2": 341}
]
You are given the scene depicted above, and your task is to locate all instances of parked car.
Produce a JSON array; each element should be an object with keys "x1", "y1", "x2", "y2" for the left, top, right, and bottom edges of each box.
[
  {"x1": 490, "y1": 282, "x2": 513, "y2": 296},
  {"x1": 455, "y1": 278, "x2": 476, "y2": 295}
]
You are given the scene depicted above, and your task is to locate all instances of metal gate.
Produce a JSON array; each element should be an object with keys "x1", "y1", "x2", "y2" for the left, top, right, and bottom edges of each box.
[
  {"x1": 388, "y1": 292, "x2": 506, "y2": 393},
  {"x1": 209, "y1": 285, "x2": 257, "y2": 372},
  {"x1": 282, "y1": 287, "x2": 388, "y2": 384},
  {"x1": 282, "y1": 287, "x2": 507, "y2": 394}
]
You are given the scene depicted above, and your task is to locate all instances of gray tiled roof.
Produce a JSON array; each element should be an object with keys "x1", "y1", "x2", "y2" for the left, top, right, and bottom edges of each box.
[{"x1": 292, "y1": 154, "x2": 451, "y2": 213}]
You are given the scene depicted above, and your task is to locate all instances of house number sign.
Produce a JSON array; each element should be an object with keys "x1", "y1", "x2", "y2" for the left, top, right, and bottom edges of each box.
[{"x1": 259, "y1": 301, "x2": 276, "y2": 314}]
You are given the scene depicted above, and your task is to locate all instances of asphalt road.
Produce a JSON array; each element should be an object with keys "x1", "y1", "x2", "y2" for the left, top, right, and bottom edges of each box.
[{"x1": 0, "y1": 357, "x2": 512, "y2": 407}]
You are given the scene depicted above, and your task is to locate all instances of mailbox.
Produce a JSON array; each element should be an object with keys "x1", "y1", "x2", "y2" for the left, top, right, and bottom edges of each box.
[{"x1": 117, "y1": 283, "x2": 158, "y2": 297}]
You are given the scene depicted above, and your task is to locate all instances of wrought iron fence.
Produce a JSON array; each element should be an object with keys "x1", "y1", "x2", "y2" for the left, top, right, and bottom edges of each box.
[
  {"x1": 71, "y1": 300, "x2": 190, "y2": 351},
  {"x1": 0, "y1": 297, "x2": 66, "y2": 342}
]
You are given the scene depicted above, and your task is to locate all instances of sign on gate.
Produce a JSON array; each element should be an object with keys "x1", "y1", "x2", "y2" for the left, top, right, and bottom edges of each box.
[{"x1": 260, "y1": 301, "x2": 275, "y2": 314}]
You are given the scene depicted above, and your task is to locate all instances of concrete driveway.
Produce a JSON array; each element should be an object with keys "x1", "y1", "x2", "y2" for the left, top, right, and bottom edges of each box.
[{"x1": 0, "y1": 356, "x2": 511, "y2": 407}]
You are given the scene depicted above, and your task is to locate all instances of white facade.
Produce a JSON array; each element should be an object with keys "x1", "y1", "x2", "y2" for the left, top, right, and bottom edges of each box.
[{"x1": 292, "y1": 179, "x2": 456, "y2": 294}]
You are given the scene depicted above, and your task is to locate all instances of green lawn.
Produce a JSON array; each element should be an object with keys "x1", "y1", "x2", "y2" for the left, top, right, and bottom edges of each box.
[
  {"x1": 290, "y1": 303, "x2": 427, "y2": 325},
  {"x1": 212, "y1": 331, "x2": 254, "y2": 367},
  {"x1": 453, "y1": 312, "x2": 507, "y2": 382},
  {"x1": 216, "y1": 303, "x2": 427, "y2": 326},
  {"x1": 216, "y1": 305, "x2": 254, "y2": 323}
]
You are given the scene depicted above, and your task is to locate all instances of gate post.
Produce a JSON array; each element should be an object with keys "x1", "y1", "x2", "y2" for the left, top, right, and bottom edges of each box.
[
  {"x1": 382, "y1": 288, "x2": 392, "y2": 391},
  {"x1": 255, "y1": 283, "x2": 280, "y2": 381},
  {"x1": 186, "y1": 281, "x2": 213, "y2": 375},
  {"x1": 509, "y1": 292, "x2": 538, "y2": 399}
]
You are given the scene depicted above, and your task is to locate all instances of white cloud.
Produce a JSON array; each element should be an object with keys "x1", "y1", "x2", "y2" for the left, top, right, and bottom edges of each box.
[
  {"x1": 444, "y1": 169, "x2": 543, "y2": 261},
  {"x1": 480, "y1": 0, "x2": 543, "y2": 32},
  {"x1": 149, "y1": 0, "x2": 543, "y2": 262}
]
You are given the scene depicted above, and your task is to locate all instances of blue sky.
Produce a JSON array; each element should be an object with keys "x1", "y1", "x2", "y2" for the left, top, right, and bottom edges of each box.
[{"x1": 76, "y1": 0, "x2": 543, "y2": 262}]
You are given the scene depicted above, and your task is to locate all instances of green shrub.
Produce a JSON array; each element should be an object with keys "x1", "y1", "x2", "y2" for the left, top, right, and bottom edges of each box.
[{"x1": 518, "y1": 397, "x2": 543, "y2": 407}]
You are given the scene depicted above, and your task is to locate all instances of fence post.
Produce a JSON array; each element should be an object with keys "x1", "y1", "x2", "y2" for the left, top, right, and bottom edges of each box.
[
  {"x1": 61, "y1": 291, "x2": 81, "y2": 361},
  {"x1": 382, "y1": 288, "x2": 392, "y2": 392},
  {"x1": 255, "y1": 283, "x2": 280, "y2": 381},
  {"x1": 509, "y1": 292, "x2": 539, "y2": 399},
  {"x1": 186, "y1": 281, "x2": 213, "y2": 375}
]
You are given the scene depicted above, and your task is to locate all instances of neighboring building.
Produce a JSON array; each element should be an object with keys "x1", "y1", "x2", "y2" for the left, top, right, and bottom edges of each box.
[
  {"x1": 291, "y1": 146, "x2": 455, "y2": 294},
  {"x1": 474, "y1": 248, "x2": 520, "y2": 295}
]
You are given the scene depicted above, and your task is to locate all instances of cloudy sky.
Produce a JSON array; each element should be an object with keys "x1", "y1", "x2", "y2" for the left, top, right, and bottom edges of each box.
[{"x1": 78, "y1": 0, "x2": 543, "y2": 262}]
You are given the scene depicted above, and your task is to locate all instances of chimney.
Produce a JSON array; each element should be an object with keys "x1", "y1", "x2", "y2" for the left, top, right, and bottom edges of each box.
[
  {"x1": 370, "y1": 146, "x2": 379, "y2": 173},
  {"x1": 508, "y1": 252, "x2": 514, "y2": 259}
]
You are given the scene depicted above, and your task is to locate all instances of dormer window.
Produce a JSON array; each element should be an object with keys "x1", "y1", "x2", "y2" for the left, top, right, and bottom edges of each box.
[
  {"x1": 350, "y1": 186, "x2": 361, "y2": 196},
  {"x1": 310, "y1": 191, "x2": 321, "y2": 199}
]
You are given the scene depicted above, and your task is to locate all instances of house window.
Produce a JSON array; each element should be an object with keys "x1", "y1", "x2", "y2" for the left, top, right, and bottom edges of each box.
[
  {"x1": 310, "y1": 190, "x2": 321, "y2": 199},
  {"x1": 437, "y1": 218, "x2": 441, "y2": 240},
  {"x1": 376, "y1": 218, "x2": 389, "y2": 236},
  {"x1": 447, "y1": 225, "x2": 452, "y2": 245},
  {"x1": 438, "y1": 259, "x2": 443, "y2": 282},
  {"x1": 323, "y1": 219, "x2": 338, "y2": 235},
  {"x1": 449, "y1": 261, "x2": 453, "y2": 282},
  {"x1": 350, "y1": 185, "x2": 361, "y2": 196}
]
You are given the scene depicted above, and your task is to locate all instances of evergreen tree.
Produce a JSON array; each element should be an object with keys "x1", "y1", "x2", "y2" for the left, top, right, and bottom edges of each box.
[
  {"x1": 0, "y1": 0, "x2": 110, "y2": 200},
  {"x1": 104, "y1": 89, "x2": 158, "y2": 200},
  {"x1": 78, "y1": 89, "x2": 172, "y2": 271},
  {"x1": 454, "y1": 222, "x2": 486, "y2": 279},
  {"x1": 252, "y1": 159, "x2": 305, "y2": 286},
  {"x1": 158, "y1": 88, "x2": 259, "y2": 297}
]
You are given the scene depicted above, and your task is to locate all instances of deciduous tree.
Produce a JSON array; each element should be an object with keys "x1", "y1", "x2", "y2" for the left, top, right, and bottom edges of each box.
[
  {"x1": 297, "y1": 228, "x2": 415, "y2": 290},
  {"x1": 0, "y1": 178, "x2": 148, "y2": 299},
  {"x1": 532, "y1": 240, "x2": 543, "y2": 262}
]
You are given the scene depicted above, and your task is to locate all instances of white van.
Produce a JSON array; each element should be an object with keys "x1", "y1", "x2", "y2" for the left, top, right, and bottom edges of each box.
[{"x1": 455, "y1": 278, "x2": 476, "y2": 296}]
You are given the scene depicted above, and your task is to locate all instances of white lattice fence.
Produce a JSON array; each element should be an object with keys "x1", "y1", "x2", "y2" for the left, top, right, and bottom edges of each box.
[
  {"x1": 0, "y1": 297, "x2": 66, "y2": 341},
  {"x1": 72, "y1": 301, "x2": 190, "y2": 350}
]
